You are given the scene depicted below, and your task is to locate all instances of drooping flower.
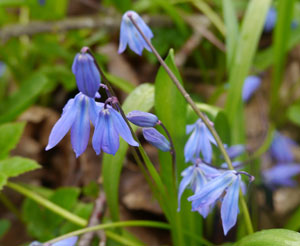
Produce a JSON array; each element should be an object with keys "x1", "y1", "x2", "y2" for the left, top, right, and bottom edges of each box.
[
  {"x1": 118, "y1": 10, "x2": 154, "y2": 56},
  {"x1": 127, "y1": 110, "x2": 158, "y2": 127},
  {"x1": 188, "y1": 170, "x2": 243, "y2": 235},
  {"x1": 72, "y1": 47, "x2": 101, "y2": 98},
  {"x1": 184, "y1": 119, "x2": 217, "y2": 163},
  {"x1": 225, "y1": 144, "x2": 245, "y2": 159},
  {"x1": 263, "y1": 164, "x2": 300, "y2": 188},
  {"x1": 92, "y1": 106, "x2": 139, "y2": 155},
  {"x1": 46, "y1": 92, "x2": 100, "y2": 157},
  {"x1": 178, "y1": 159, "x2": 220, "y2": 217},
  {"x1": 242, "y1": 75, "x2": 261, "y2": 102},
  {"x1": 264, "y1": 7, "x2": 277, "y2": 32},
  {"x1": 142, "y1": 127, "x2": 170, "y2": 152},
  {"x1": 270, "y1": 131, "x2": 296, "y2": 163},
  {"x1": 30, "y1": 236, "x2": 78, "y2": 246}
]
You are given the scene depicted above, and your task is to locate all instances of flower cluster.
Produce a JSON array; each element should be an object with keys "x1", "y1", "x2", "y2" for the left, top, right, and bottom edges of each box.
[
  {"x1": 46, "y1": 47, "x2": 138, "y2": 157},
  {"x1": 263, "y1": 131, "x2": 300, "y2": 188}
]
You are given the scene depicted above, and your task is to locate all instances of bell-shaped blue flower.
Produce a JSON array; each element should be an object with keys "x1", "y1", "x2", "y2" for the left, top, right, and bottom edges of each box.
[
  {"x1": 188, "y1": 170, "x2": 244, "y2": 235},
  {"x1": 30, "y1": 236, "x2": 78, "y2": 246},
  {"x1": 127, "y1": 110, "x2": 158, "y2": 127},
  {"x1": 264, "y1": 7, "x2": 277, "y2": 32},
  {"x1": 142, "y1": 127, "x2": 171, "y2": 152},
  {"x1": 92, "y1": 106, "x2": 139, "y2": 155},
  {"x1": 263, "y1": 164, "x2": 300, "y2": 188},
  {"x1": 118, "y1": 10, "x2": 154, "y2": 56},
  {"x1": 178, "y1": 159, "x2": 221, "y2": 217},
  {"x1": 270, "y1": 131, "x2": 296, "y2": 163},
  {"x1": 225, "y1": 144, "x2": 245, "y2": 159},
  {"x1": 46, "y1": 93, "x2": 100, "y2": 157},
  {"x1": 242, "y1": 75, "x2": 261, "y2": 102},
  {"x1": 184, "y1": 119, "x2": 217, "y2": 163},
  {"x1": 72, "y1": 47, "x2": 101, "y2": 98}
]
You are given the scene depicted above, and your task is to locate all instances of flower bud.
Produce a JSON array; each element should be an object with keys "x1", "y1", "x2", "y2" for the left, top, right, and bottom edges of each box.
[
  {"x1": 127, "y1": 110, "x2": 158, "y2": 127},
  {"x1": 72, "y1": 48, "x2": 101, "y2": 98},
  {"x1": 142, "y1": 127, "x2": 170, "y2": 152}
]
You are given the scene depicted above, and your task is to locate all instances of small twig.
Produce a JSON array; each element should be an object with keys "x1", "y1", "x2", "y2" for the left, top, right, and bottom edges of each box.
[{"x1": 78, "y1": 191, "x2": 106, "y2": 246}]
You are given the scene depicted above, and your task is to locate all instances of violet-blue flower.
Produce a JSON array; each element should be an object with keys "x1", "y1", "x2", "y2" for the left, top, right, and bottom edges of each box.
[
  {"x1": 142, "y1": 127, "x2": 170, "y2": 152},
  {"x1": 127, "y1": 110, "x2": 158, "y2": 127},
  {"x1": 72, "y1": 47, "x2": 101, "y2": 98},
  {"x1": 92, "y1": 106, "x2": 139, "y2": 155},
  {"x1": 188, "y1": 170, "x2": 243, "y2": 235},
  {"x1": 270, "y1": 131, "x2": 296, "y2": 163},
  {"x1": 118, "y1": 10, "x2": 154, "y2": 56},
  {"x1": 45, "y1": 92, "x2": 100, "y2": 158},
  {"x1": 184, "y1": 119, "x2": 217, "y2": 163},
  {"x1": 225, "y1": 144, "x2": 245, "y2": 159},
  {"x1": 263, "y1": 164, "x2": 300, "y2": 188},
  {"x1": 178, "y1": 159, "x2": 220, "y2": 217},
  {"x1": 30, "y1": 236, "x2": 78, "y2": 246},
  {"x1": 264, "y1": 7, "x2": 277, "y2": 32},
  {"x1": 242, "y1": 75, "x2": 261, "y2": 102},
  {"x1": 0, "y1": 61, "x2": 6, "y2": 77}
]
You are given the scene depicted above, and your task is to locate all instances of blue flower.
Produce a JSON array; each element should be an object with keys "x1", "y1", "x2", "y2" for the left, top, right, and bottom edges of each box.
[
  {"x1": 127, "y1": 110, "x2": 158, "y2": 127},
  {"x1": 118, "y1": 10, "x2": 154, "y2": 56},
  {"x1": 30, "y1": 236, "x2": 78, "y2": 246},
  {"x1": 225, "y1": 144, "x2": 245, "y2": 159},
  {"x1": 92, "y1": 106, "x2": 139, "y2": 155},
  {"x1": 270, "y1": 131, "x2": 296, "y2": 163},
  {"x1": 263, "y1": 164, "x2": 300, "y2": 188},
  {"x1": 0, "y1": 61, "x2": 6, "y2": 77},
  {"x1": 184, "y1": 119, "x2": 217, "y2": 163},
  {"x1": 142, "y1": 127, "x2": 170, "y2": 152},
  {"x1": 178, "y1": 159, "x2": 220, "y2": 217},
  {"x1": 264, "y1": 7, "x2": 277, "y2": 32},
  {"x1": 72, "y1": 47, "x2": 101, "y2": 98},
  {"x1": 188, "y1": 170, "x2": 242, "y2": 235},
  {"x1": 242, "y1": 75, "x2": 261, "y2": 102},
  {"x1": 46, "y1": 92, "x2": 100, "y2": 157}
]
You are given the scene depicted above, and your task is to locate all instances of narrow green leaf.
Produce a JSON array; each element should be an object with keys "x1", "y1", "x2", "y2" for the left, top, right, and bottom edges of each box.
[
  {"x1": 271, "y1": 0, "x2": 296, "y2": 116},
  {"x1": 102, "y1": 84, "x2": 154, "y2": 221},
  {"x1": 0, "y1": 73, "x2": 49, "y2": 124},
  {"x1": 0, "y1": 219, "x2": 10, "y2": 238},
  {"x1": 235, "y1": 229, "x2": 300, "y2": 246},
  {"x1": 287, "y1": 104, "x2": 300, "y2": 126},
  {"x1": 222, "y1": 0, "x2": 239, "y2": 68},
  {"x1": 225, "y1": 0, "x2": 272, "y2": 143},
  {"x1": 0, "y1": 174, "x2": 7, "y2": 190},
  {"x1": 0, "y1": 156, "x2": 40, "y2": 179},
  {"x1": 285, "y1": 205, "x2": 300, "y2": 231},
  {"x1": 0, "y1": 122, "x2": 25, "y2": 159},
  {"x1": 214, "y1": 111, "x2": 231, "y2": 145}
]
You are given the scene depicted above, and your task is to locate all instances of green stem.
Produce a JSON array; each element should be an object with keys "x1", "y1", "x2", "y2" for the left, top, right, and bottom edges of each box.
[
  {"x1": 105, "y1": 231, "x2": 143, "y2": 246},
  {"x1": 0, "y1": 193, "x2": 22, "y2": 221},
  {"x1": 129, "y1": 15, "x2": 254, "y2": 235},
  {"x1": 6, "y1": 181, "x2": 87, "y2": 227}
]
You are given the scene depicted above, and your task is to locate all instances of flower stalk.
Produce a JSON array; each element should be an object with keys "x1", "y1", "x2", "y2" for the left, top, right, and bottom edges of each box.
[{"x1": 128, "y1": 15, "x2": 254, "y2": 234}]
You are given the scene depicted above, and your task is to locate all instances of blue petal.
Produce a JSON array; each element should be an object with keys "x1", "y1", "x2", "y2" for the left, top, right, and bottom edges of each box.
[
  {"x1": 226, "y1": 144, "x2": 245, "y2": 159},
  {"x1": 186, "y1": 122, "x2": 197, "y2": 134},
  {"x1": 177, "y1": 166, "x2": 194, "y2": 211},
  {"x1": 46, "y1": 96, "x2": 78, "y2": 151},
  {"x1": 72, "y1": 53, "x2": 101, "y2": 98},
  {"x1": 118, "y1": 16, "x2": 129, "y2": 54},
  {"x1": 92, "y1": 110, "x2": 106, "y2": 155},
  {"x1": 242, "y1": 75, "x2": 261, "y2": 102},
  {"x1": 53, "y1": 236, "x2": 78, "y2": 246},
  {"x1": 264, "y1": 7, "x2": 277, "y2": 32},
  {"x1": 89, "y1": 98, "x2": 103, "y2": 126},
  {"x1": 127, "y1": 110, "x2": 158, "y2": 127},
  {"x1": 71, "y1": 96, "x2": 90, "y2": 158},
  {"x1": 221, "y1": 175, "x2": 240, "y2": 235},
  {"x1": 200, "y1": 125, "x2": 213, "y2": 163},
  {"x1": 270, "y1": 132, "x2": 294, "y2": 162},
  {"x1": 110, "y1": 108, "x2": 139, "y2": 146},
  {"x1": 189, "y1": 171, "x2": 236, "y2": 209},
  {"x1": 142, "y1": 128, "x2": 170, "y2": 152},
  {"x1": 184, "y1": 127, "x2": 200, "y2": 162},
  {"x1": 128, "y1": 23, "x2": 144, "y2": 56}
]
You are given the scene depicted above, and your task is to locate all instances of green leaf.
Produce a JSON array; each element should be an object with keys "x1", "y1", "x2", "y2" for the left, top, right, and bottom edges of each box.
[
  {"x1": 0, "y1": 174, "x2": 7, "y2": 191},
  {"x1": 0, "y1": 73, "x2": 49, "y2": 124},
  {"x1": 287, "y1": 103, "x2": 300, "y2": 126},
  {"x1": 104, "y1": 72, "x2": 136, "y2": 94},
  {"x1": 0, "y1": 157, "x2": 40, "y2": 181},
  {"x1": 285, "y1": 202, "x2": 300, "y2": 230},
  {"x1": 214, "y1": 111, "x2": 231, "y2": 145},
  {"x1": 102, "y1": 83, "x2": 154, "y2": 221},
  {"x1": 0, "y1": 219, "x2": 10, "y2": 238},
  {"x1": 222, "y1": 0, "x2": 239, "y2": 68},
  {"x1": 235, "y1": 229, "x2": 300, "y2": 246},
  {"x1": 0, "y1": 122, "x2": 25, "y2": 159},
  {"x1": 270, "y1": 0, "x2": 296, "y2": 116},
  {"x1": 225, "y1": 0, "x2": 272, "y2": 143}
]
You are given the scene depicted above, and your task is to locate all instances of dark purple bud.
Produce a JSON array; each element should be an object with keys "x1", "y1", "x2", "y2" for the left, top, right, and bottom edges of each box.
[
  {"x1": 72, "y1": 47, "x2": 101, "y2": 98},
  {"x1": 127, "y1": 110, "x2": 158, "y2": 127},
  {"x1": 142, "y1": 127, "x2": 170, "y2": 152}
]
